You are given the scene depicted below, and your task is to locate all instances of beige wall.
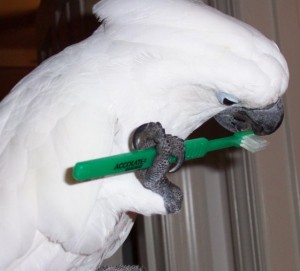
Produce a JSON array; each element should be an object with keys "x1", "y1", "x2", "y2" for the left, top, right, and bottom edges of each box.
[{"x1": 238, "y1": 0, "x2": 300, "y2": 270}]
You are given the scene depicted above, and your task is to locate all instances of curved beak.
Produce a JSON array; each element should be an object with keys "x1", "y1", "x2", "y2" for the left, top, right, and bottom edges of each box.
[{"x1": 214, "y1": 98, "x2": 284, "y2": 136}]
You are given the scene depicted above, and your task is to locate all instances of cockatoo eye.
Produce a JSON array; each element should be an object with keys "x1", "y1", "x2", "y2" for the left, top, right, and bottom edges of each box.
[{"x1": 216, "y1": 92, "x2": 239, "y2": 106}]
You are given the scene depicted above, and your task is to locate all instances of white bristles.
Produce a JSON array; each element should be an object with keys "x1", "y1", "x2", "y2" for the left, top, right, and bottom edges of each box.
[{"x1": 240, "y1": 135, "x2": 269, "y2": 153}]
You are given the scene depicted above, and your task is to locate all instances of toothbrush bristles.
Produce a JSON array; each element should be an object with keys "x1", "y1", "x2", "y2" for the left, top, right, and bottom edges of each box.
[{"x1": 240, "y1": 135, "x2": 269, "y2": 153}]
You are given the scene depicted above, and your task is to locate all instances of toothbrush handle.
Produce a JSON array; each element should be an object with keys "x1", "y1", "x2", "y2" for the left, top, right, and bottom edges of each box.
[
  {"x1": 72, "y1": 132, "x2": 251, "y2": 181},
  {"x1": 73, "y1": 147, "x2": 157, "y2": 181},
  {"x1": 73, "y1": 137, "x2": 209, "y2": 181}
]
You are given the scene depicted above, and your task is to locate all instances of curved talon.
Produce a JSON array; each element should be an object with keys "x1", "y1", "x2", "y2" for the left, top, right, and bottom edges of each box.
[
  {"x1": 167, "y1": 136, "x2": 185, "y2": 173},
  {"x1": 132, "y1": 122, "x2": 164, "y2": 150},
  {"x1": 169, "y1": 152, "x2": 185, "y2": 173},
  {"x1": 132, "y1": 123, "x2": 149, "y2": 150}
]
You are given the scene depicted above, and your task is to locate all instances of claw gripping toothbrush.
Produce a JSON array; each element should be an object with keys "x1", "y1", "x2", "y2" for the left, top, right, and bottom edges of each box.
[{"x1": 73, "y1": 131, "x2": 268, "y2": 182}]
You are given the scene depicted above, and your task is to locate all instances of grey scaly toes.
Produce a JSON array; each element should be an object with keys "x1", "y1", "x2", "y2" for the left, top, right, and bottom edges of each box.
[
  {"x1": 166, "y1": 133, "x2": 185, "y2": 173},
  {"x1": 133, "y1": 122, "x2": 184, "y2": 214}
]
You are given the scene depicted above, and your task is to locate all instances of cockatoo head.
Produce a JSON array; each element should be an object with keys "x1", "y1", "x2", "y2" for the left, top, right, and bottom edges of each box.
[{"x1": 94, "y1": 0, "x2": 288, "y2": 137}]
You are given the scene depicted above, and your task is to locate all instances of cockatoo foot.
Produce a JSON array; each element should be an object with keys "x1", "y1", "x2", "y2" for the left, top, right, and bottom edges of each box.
[
  {"x1": 132, "y1": 122, "x2": 184, "y2": 214},
  {"x1": 97, "y1": 265, "x2": 146, "y2": 270}
]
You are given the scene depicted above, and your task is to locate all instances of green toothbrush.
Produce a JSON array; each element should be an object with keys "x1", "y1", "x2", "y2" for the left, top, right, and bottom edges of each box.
[{"x1": 72, "y1": 130, "x2": 267, "y2": 182}]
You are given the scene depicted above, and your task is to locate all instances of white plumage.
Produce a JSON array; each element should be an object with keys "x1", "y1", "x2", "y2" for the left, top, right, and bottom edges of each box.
[{"x1": 0, "y1": 0, "x2": 288, "y2": 270}]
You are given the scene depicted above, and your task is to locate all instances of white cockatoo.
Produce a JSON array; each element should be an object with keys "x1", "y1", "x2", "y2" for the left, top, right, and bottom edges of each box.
[{"x1": 0, "y1": 0, "x2": 288, "y2": 270}]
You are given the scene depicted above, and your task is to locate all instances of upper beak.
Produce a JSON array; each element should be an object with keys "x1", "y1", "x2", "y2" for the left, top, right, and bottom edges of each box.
[{"x1": 214, "y1": 98, "x2": 284, "y2": 136}]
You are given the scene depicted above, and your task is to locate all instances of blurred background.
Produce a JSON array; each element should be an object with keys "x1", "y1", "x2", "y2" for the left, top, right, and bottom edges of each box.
[
  {"x1": 0, "y1": 0, "x2": 99, "y2": 99},
  {"x1": 0, "y1": 1, "x2": 299, "y2": 271},
  {"x1": 0, "y1": 0, "x2": 39, "y2": 99}
]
